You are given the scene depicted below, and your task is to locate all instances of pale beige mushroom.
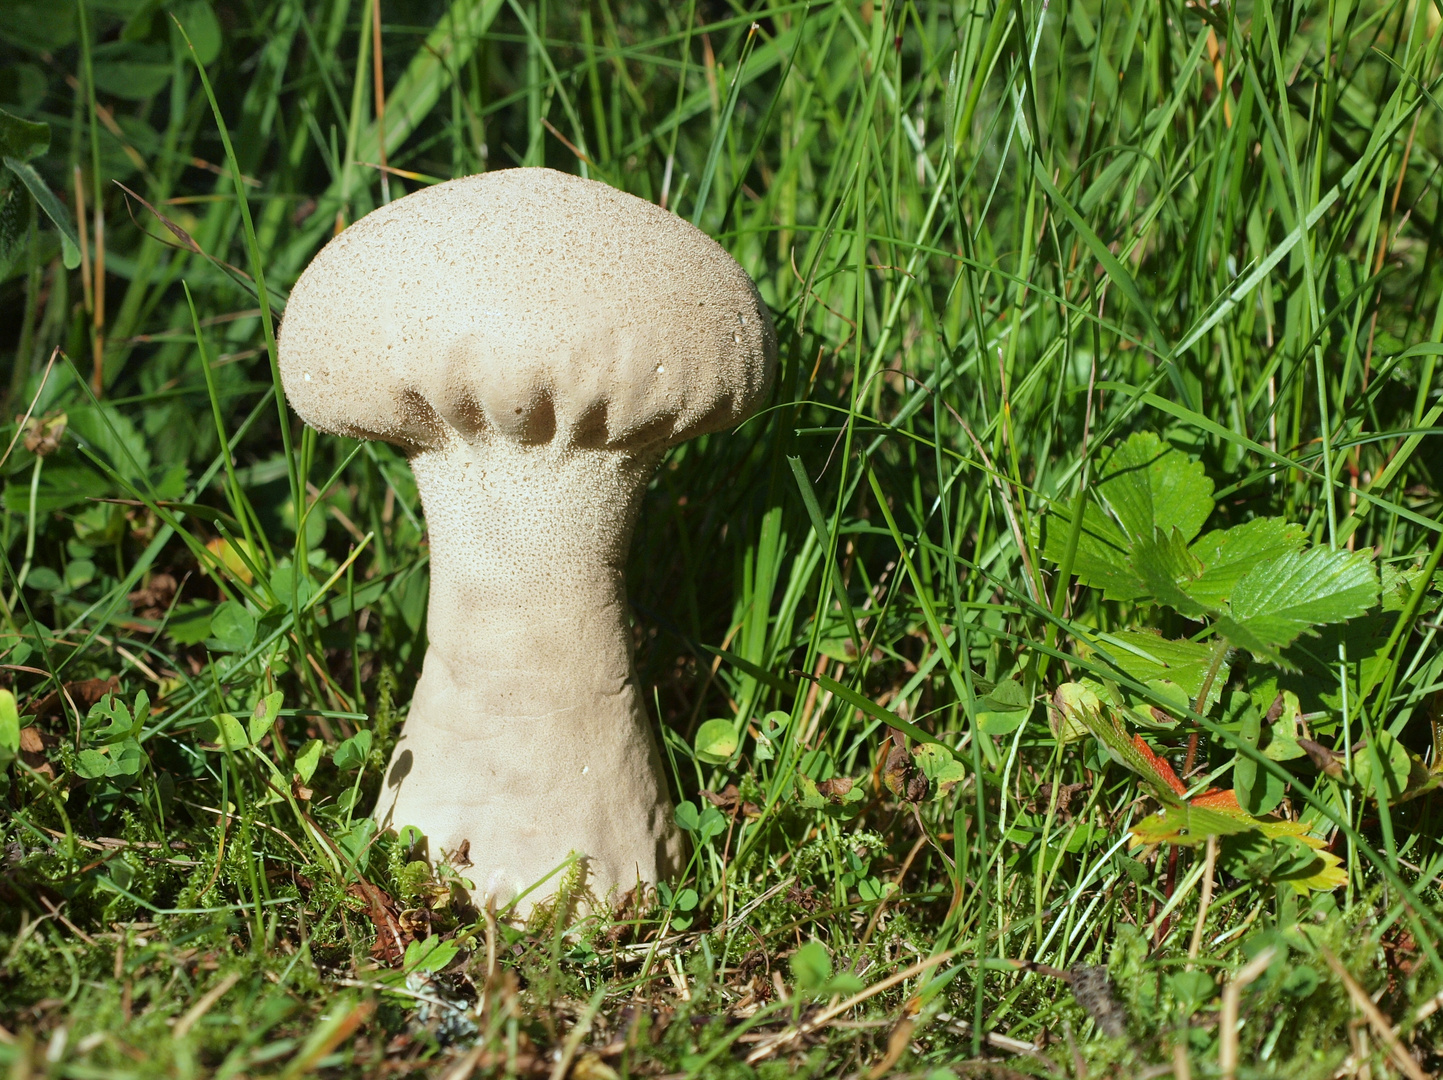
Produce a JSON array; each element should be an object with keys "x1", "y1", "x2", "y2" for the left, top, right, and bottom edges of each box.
[{"x1": 278, "y1": 168, "x2": 777, "y2": 910}]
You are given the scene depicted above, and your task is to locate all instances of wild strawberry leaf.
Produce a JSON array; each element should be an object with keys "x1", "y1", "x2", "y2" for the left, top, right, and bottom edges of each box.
[
  {"x1": 1214, "y1": 547, "x2": 1379, "y2": 666},
  {"x1": 1089, "y1": 630, "x2": 1231, "y2": 712},
  {"x1": 1226, "y1": 820, "x2": 1349, "y2": 893},
  {"x1": 1128, "y1": 733, "x2": 1188, "y2": 797},
  {"x1": 1052, "y1": 683, "x2": 1185, "y2": 804},
  {"x1": 1187, "y1": 518, "x2": 1307, "y2": 608},
  {"x1": 1042, "y1": 433, "x2": 1214, "y2": 600},
  {"x1": 1130, "y1": 804, "x2": 1258, "y2": 845},
  {"x1": 1129, "y1": 526, "x2": 1206, "y2": 617},
  {"x1": 1041, "y1": 499, "x2": 1146, "y2": 600},
  {"x1": 1095, "y1": 432, "x2": 1215, "y2": 546}
]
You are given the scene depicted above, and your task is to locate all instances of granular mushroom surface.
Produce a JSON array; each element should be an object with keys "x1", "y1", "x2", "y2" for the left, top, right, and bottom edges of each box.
[{"x1": 279, "y1": 168, "x2": 777, "y2": 909}]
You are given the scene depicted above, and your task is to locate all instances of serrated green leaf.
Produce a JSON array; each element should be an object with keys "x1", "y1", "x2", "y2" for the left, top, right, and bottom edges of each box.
[
  {"x1": 1042, "y1": 499, "x2": 1147, "y2": 600},
  {"x1": 1188, "y1": 518, "x2": 1307, "y2": 608},
  {"x1": 1091, "y1": 631, "x2": 1231, "y2": 712},
  {"x1": 1055, "y1": 682, "x2": 1192, "y2": 801},
  {"x1": 69, "y1": 403, "x2": 152, "y2": 482},
  {"x1": 1129, "y1": 526, "x2": 1206, "y2": 616},
  {"x1": 1220, "y1": 547, "x2": 1379, "y2": 663},
  {"x1": 1096, "y1": 432, "x2": 1215, "y2": 545},
  {"x1": 0, "y1": 182, "x2": 30, "y2": 281}
]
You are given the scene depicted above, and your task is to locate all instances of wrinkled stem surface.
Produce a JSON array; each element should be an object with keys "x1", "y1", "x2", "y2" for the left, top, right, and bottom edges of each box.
[{"x1": 376, "y1": 437, "x2": 682, "y2": 907}]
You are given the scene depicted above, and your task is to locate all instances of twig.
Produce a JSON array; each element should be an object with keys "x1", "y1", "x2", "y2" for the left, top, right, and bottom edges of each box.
[
  {"x1": 371, "y1": 0, "x2": 390, "y2": 204},
  {"x1": 39, "y1": 897, "x2": 98, "y2": 947},
  {"x1": 549, "y1": 987, "x2": 605, "y2": 1080},
  {"x1": 1186, "y1": 835, "x2": 1218, "y2": 966},
  {"x1": 744, "y1": 950, "x2": 955, "y2": 1064},
  {"x1": 440, "y1": 1045, "x2": 485, "y2": 1080},
  {"x1": 173, "y1": 971, "x2": 242, "y2": 1038},
  {"x1": 0, "y1": 348, "x2": 59, "y2": 471},
  {"x1": 616, "y1": 876, "x2": 797, "y2": 960},
  {"x1": 1172, "y1": 1040, "x2": 1192, "y2": 1080},
  {"x1": 1414, "y1": 987, "x2": 1443, "y2": 1024},
  {"x1": 936, "y1": 1013, "x2": 1055, "y2": 1072},
  {"x1": 1219, "y1": 947, "x2": 1276, "y2": 1080}
]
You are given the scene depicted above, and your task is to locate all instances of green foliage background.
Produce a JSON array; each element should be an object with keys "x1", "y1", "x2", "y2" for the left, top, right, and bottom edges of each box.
[{"x1": 1, "y1": 0, "x2": 1443, "y2": 1075}]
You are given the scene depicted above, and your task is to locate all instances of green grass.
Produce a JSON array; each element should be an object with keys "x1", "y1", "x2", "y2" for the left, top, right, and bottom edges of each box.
[{"x1": 2, "y1": 0, "x2": 1443, "y2": 1075}]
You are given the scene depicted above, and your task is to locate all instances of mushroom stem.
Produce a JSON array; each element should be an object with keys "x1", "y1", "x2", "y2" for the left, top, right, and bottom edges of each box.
[{"x1": 377, "y1": 436, "x2": 683, "y2": 907}]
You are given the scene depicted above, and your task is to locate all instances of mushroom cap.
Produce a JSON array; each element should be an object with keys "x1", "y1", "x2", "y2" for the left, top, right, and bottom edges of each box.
[{"x1": 279, "y1": 168, "x2": 777, "y2": 453}]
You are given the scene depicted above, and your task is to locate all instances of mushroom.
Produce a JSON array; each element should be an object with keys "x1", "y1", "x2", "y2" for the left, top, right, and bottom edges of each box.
[{"x1": 278, "y1": 168, "x2": 777, "y2": 909}]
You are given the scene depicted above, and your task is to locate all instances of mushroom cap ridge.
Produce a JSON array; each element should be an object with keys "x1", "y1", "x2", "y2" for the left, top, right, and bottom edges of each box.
[{"x1": 279, "y1": 168, "x2": 778, "y2": 453}]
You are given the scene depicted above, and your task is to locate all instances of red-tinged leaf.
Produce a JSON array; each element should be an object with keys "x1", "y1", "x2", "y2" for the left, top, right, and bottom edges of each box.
[
  {"x1": 1131, "y1": 734, "x2": 1187, "y2": 797},
  {"x1": 1191, "y1": 788, "x2": 1243, "y2": 812}
]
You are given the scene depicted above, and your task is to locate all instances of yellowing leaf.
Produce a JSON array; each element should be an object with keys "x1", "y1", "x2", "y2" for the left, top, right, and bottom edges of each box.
[
  {"x1": 694, "y1": 718, "x2": 738, "y2": 764},
  {"x1": 205, "y1": 536, "x2": 255, "y2": 585},
  {"x1": 1130, "y1": 804, "x2": 1257, "y2": 846},
  {"x1": 0, "y1": 689, "x2": 18, "y2": 753}
]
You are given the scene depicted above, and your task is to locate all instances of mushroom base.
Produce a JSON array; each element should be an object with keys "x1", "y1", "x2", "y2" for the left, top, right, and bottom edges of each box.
[{"x1": 374, "y1": 438, "x2": 684, "y2": 912}]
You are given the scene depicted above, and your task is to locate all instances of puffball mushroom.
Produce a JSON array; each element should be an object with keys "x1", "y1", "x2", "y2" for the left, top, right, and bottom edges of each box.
[{"x1": 278, "y1": 168, "x2": 777, "y2": 909}]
